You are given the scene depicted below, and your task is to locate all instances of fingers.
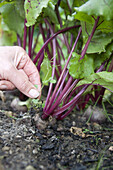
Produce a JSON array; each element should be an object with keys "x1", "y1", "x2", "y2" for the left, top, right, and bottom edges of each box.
[
  {"x1": 23, "y1": 58, "x2": 41, "y2": 94},
  {"x1": 0, "y1": 80, "x2": 15, "y2": 90},
  {"x1": 8, "y1": 67, "x2": 40, "y2": 98},
  {"x1": 15, "y1": 47, "x2": 41, "y2": 94},
  {"x1": 19, "y1": 55, "x2": 41, "y2": 93}
]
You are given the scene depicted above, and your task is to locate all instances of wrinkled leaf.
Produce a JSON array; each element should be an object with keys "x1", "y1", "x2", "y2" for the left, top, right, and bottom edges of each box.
[
  {"x1": 14, "y1": 0, "x2": 25, "y2": 19},
  {"x1": 24, "y1": 0, "x2": 50, "y2": 26},
  {"x1": 43, "y1": 6, "x2": 59, "y2": 24},
  {"x1": 75, "y1": 0, "x2": 113, "y2": 21},
  {"x1": 73, "y1": 0, "x2": 113, "y2": 33},
  {"x1": 73, "y1": 12, "x2": 94, "y2": 24},
  {"x1": 87, "y1": 40, "x2": 113, "y2": 70},
  {"x1": 0, "y1": 3, "x2": 24, "y2": 35},
  {"x1": 68, "y1": 53, "x2": 94, "y2": 79},
  {"x1": 97, "y1": 19, "x2": 113, "y2": 33},
  {"x1": 81, "y1": 22, "x2": 113, "y2": 54},
  {"x1": 97, "y1": 72, "x2": 113, "y2": 82},
  {"x1": 0, "y1": 31, "x2": 17, "y2": 46},
  {"x1": 77, "y1": 71, "x2": 113, "y2": 92}
]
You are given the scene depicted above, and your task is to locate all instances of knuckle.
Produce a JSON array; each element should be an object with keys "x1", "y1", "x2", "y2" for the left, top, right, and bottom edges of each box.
[
  {"x1": 16, "y1": 46, "x2": 25, "y2": 53},
  {"x1": 19, "y1": 79, "x2": 30, "y2": 92}
]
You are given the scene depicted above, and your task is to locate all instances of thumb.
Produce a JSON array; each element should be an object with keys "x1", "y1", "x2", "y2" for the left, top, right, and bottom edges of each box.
[
  {"x1": 0, "y1": 80, "x2": 15, "y2": 90},
  {"x1": 8, "y1": 68, "x2": 40, "y2": 98}
]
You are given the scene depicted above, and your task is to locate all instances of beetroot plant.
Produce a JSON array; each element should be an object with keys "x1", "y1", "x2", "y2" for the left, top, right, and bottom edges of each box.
[{"x1": 0, "y1": 0, "x2": 113, "y2": 120}]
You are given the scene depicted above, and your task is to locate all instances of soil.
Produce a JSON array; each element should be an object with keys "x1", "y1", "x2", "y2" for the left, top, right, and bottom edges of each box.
[{"x1": 0, "y1": 91, "x2": 113, "y2": 170}]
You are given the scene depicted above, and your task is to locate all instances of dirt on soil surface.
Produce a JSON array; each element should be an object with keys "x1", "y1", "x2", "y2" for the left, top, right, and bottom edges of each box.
[{"x1": 0, "y1": 91, "x2": 113, "y2": 170}]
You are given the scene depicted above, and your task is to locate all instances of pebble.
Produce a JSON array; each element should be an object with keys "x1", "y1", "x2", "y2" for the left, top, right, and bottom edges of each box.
[
  {"x1": 71, "y1": 150, "x2": 76, "y2": 154},
  {"x1": 25, "y1": 165, "x2": 36, "y2": 170},
  {"x1": 9, "y1": 150, "x2": 13, "y2": 154},
  {"x1": 10, "y1": 98, "x2": 27, "y2": 112},
  {"x1": 72, "y1": 121, "x2": 76, "y2": 126},
  {"x1": 39, "y1": 165, "x2": 45, "y2": 169},
  {"x1": 109, "y1": 146, "x2": 113, "y2": 151},
  {"x1": 93, "y1": 123, "x2": 103, "y2": 131},
  {"x1": 2, "y1": 146, "x2": 10, "y2": 151},
  {"x1": 32, "y1": 149, "x2": 38, "y2": 154},
  {"x1": 83, "y1": 106, "x2": 106, "y2": 123},
  {"x1": 29, "y1": 128, "x2": 35, "y2": 134},
  {"x1": 16, "y1": 135, "x2": 22, "y2": 139},
  {"x1": 3, "y1": 132, "x2": 9, "y2": 135}
]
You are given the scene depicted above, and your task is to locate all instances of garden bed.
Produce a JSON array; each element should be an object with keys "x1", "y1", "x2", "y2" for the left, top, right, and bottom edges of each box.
[{"x1": 0, "y1": 91, "x2": 113, "y2": 170}]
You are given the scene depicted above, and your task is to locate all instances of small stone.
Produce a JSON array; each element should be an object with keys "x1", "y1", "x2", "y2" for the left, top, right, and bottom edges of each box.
[
  {"x1": 2, "y1": 146, "x2": 10, "y2": 151},
  {"x1": 32, "y1": 149, "x2": 38, "y2": 154},
  {"x1": 10, "y1": 98, "x2": 27, "y2": 112},
  {"x1": 109, "y1": 146, "x2": 113, "y2": 151},
  {"x1": 71, "y1": 150, "x2": 76, "y2": 154},
  {"x1": 29, "y1": 128, "x2": 35, "y2": 134},
  {"x1": 9, "y1": 150, "x2": 13, "y2": 154},
  {"x1": 3, "y1": 132, "x2": 9, "y2": 135},
  {"x1": 104, "y1": 136, "x2": 110, "y2": 139},
  {"x1": 39, "y1": 165, "x2": 45, "y2": 169},
  {"x1": 25, "y1": 165, "x2": 36, "y2": 170},
  {"x1": 83, "y1": 106, "x2": 106, "y2": 123},
  {"x1": 93, "y1": 122, "x2": 103, "y2": 131},
  {"x1": 16, "y1": 135, "x2": 22, "y2": 139},
  {"x1": 72, "y1": 121, "x2": 76, "y2": 126}
]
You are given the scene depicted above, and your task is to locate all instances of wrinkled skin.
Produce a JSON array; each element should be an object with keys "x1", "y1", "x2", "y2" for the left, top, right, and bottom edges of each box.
[{"x1": 0, "y1": 46, "x2": 41, "y2": 98}]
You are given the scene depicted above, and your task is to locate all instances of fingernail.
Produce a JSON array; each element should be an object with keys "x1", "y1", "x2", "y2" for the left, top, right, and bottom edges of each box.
[
  {"x1": 29, "y1": 89, "x2": 40, "y2": 98},
  {"x1": 0, "y1": 85, "x2": 7, "y2": 89}
]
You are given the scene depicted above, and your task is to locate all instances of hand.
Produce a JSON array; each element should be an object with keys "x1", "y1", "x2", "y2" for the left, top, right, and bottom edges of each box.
[{"x1": 0, "y1": 46, "x2": 41, "y2": 98}]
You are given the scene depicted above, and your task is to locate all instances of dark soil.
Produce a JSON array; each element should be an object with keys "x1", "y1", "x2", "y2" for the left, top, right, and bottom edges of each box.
[{"x1": 0, "y1": 91, "x2": 113, "y2": 170}]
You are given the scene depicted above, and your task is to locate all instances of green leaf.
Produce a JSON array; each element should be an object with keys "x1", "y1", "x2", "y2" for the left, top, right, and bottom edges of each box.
[
  {"x1": 0, "y1": 2, "x2": 9, "y2": 7},
  {"x1": 24, "y1": 0, "x2": 51, "y2": 26},
  {"x1": 73, "y1": 0, "x2": 113, "y2": 33},
  {"x1": 0, "y1": 3, "x2": 24, "y2": 35},
  {"x1": 97, "y1": 20, "x2": 113, "y2": 33},
  {"x1": 73, "y1": 12, "x2": 94, "y2": 24},
  {"x1": 43, "y1": 6, "x2": 59, "y2": 24},
  {"x1": 0, "y1": 31, "x2": 17, "y2": 46},
  {"x1": 73, "y1": 0, "x2": 88, "y2": 7},
  {"x1": 77, "y1": 71, "x2": 113, "y2": 92},
  {"x1": 81, "y1": 22, "x2": 113, "y2": 54},
  {"x1": 60, "y1": 0, "x2": 88, "y2": 15},
  {"x1": 85, "y1": 41, "x2": 113, "y2": 71},
  {"x1": 87, "y1": 40, "x2": 113, "y2": 70},
  {"x1": 75, "y1": 0, "x2": 113, "y2": 21},
  {"x1": 68, "y1": 53, "x2": 94, "y2": 79},
  {"x1": 14, "y1": 0, "x2": 25, "y2": 19},
  {"x1": 40, "y1": 55, "x2": 52, "y2": 86},
  {"x1": 97, "y1": 72, "x2": 113, "y2": 82},
  {"x1": 49, "y1": 77, "x2": 56, "y2": 84}
]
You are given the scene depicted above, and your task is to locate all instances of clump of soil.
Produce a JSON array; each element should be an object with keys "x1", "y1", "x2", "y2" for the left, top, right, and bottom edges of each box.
[{"x1": 0, "y1": 91, "x2": 113, "y2": 170}]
